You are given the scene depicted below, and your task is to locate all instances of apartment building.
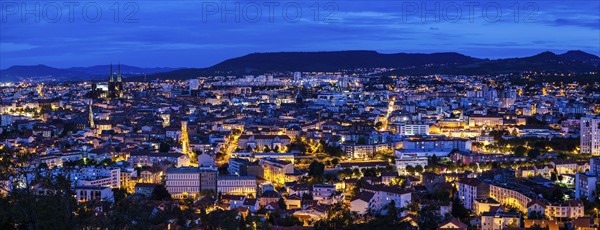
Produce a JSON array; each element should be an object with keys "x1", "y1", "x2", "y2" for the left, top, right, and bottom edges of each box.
[
  {"x1": 458, "y1": 178, "x2": 490, "y2": 211},
  {"x1": 217, "y1": 175, "x2": 257, "y2": 197}
]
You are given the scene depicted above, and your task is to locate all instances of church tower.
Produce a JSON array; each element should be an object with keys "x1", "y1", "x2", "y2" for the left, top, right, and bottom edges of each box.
[
  {"x1": 117, "y1": 64, "x2": 122, "y2": 83},
  {"x1": 295, "y1": 87, "x2": 303, "y2": 104},
  {"x1": 116, "y1": 64, "x2": 123, "y2": 97},
  {"x1": 106, "y1": 63, "x2": 123, "y2": 98},
  {"x1": 108, "y1": 64, "x2": 115, "y2": 96},
  {"x1": 109, "y1": 64, "x2": 114, "y2": 83}
]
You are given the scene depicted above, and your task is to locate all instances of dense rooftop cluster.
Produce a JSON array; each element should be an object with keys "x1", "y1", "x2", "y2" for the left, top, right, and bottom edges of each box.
[{"x1": 0, "y1": 71, "x2": 599, "y2": 229}]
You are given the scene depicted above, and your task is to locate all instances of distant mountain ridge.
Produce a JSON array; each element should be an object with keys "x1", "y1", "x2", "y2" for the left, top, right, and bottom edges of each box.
[
  {"x1": 210, "y1": 51, "x2": 479, "y2": 72},
  {"x1": 2, "y1": 50, "x2": 598, "y2": 81},
  {"x1": 146, "y1": 50, "x2": 599, "y2": 80},
  {"x1": 0, "y1": 64, "x2": 181, "y2": 82}
]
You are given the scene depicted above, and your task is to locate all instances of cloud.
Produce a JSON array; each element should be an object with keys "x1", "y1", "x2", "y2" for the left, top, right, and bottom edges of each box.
[
  {"x1": 550, "y1": 18, "x2": 600, "y2": 29},
  {"x1": 0, "y1": 43, "x2": 38, "y2": 52},
  {"x1": 0, "y1": 0, "x2": 599, "y2": 68}
]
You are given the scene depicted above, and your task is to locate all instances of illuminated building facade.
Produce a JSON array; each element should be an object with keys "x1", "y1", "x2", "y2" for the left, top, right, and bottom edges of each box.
[
  {"x1": 217, "y1": 175, "x2": 257, "y2": 197},
  {"x1": 580, "y1": 116, "x2": 600, "y2": 154}
]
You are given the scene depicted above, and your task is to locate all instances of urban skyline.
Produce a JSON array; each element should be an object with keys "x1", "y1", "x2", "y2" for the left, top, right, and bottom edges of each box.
[{"x1": 1, "y1": 1, "x2": 600, "y2": 230}]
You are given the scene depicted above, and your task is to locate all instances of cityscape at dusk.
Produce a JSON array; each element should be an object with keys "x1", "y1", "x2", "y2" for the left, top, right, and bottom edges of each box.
[{"x1": 1, "y1": 1, "x2": 600, "y2": 230}]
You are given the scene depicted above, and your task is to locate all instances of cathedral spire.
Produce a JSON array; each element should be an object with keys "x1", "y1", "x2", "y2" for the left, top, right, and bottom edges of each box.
[
  {"x1": 109, "y1": 63, "x2": 114, "y2": 82},
  {"x1": 117, "y1": 63, "x2": 122, "y2": 82}
]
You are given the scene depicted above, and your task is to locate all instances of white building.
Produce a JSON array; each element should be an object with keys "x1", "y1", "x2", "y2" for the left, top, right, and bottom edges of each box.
[
  {"x1": 394, "y1": 152, "x2": 428, "y2": 175},
  {"x1": 128, "y1": 151, "x2": 190, "y2": 167},
  {"x1": 350, "y1": 191, "x2": 375, "y2": 215},
  {"x1": 352, "y1": 184, "x2": 412, "y2": 215},
  {"x1": 399, "y1": 123, "x2": 430, "y2": 136},
  {"x1": 165, "y1": 167, "x2": 217, "y2": 199},
  {"x1": 259, "y1": 158, "x2": 293, "y2": 185},
  {"x1": 481, "y1": 212, "x2": 520, "y2": 230},
  {"x1": 228, "y1": 158, "x2": 251, "y2": 175},
  {"x1": 217, "y1": 175, "x2": 257, "y2": 197},
  {"x1": 343, "y1": 144, "x2": 375, "y2": 159},
  {"x1": 580, "y1": 116, "x2": 600, "y2": 154},
  {"x1": 545, "y1": 200, "x2": 585, "y2": 220},
  {"x1": 458, "y1": 178, "x2": 489, "y2": 211},
  {"x1": 74, "y1": 186, "x2": 114, "y2": 202},
  {"x1": 402, "y1": 138, "x2": 472, "y2": 152},
  {"x1": 591, "y1": 157, "x2": 600, "y2": 175},
  {"x1": 575, "y1": 172, "x2": 598, "y2": 201},
  {"x1": 312, "y1": 184, "x2": 336, "y2": 201},
  {"x1": 70, "y1": 167, "x2": 121, "y2": 189}
]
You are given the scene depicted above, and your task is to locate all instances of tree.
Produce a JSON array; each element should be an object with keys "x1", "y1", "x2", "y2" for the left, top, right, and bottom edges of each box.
[
  {"x1": 278, "y1": 197, "x2": 287, "y2": 210},
  {"x1": 324, "y1": 173, "x2": 337, "y2": 182},
  {"x1": 0, "y1": 151, "x2": 79, "y2": 230},
  {"x1": 199, "y1": 189, "x2": 216, "y2": 197},
  {"x1": 37, "y1": 162, "x2": 49, "y2": 169},
  {"x1": 528, "y1": 148, "x2": 541, "y2": 159},
  {"x1": 406, "y1": 200, "x2": 420, "y2": 213},
  {"x1": 313, "y1": 203, "x2": 354, "y2": 230},
  {"x1": 390, "y1": 177, "x2": 404, "y2": 186},
  {"x1": 309, "y1": 161, "x2": 325, "y2": 180},
  {"x1": 112, "y1": 188, "x2": 129, "y2": 203},
  {"x1": 418, "y1": 204, "x2": 443, "y2": 230},
  {"x1": 238, "y1": 215, "x2": 249, "y2": 230},
  {"x1": 385, "y1": 200, "x2": 398, "y2": 219},
  {"x1": 232, "y1": 129, "x2": 241, "y2": 135},
  {"x1": 405, "y1": 165, "x2": 415, "y2": 175},
  {"x1": 506, "y1": 219, "x2": 519, "y2": 228},
  {"x1": 415, "y1": 165, "x2": 424, "y2": 174},
  {"x1": 159, "y1": 142, "x2": 170, "y2": 152},
  {"x1": 430, "y1": 154, "x2": 439, "y2": 165},
  {"x1": 302, "y1": 192, "x2": 313, "y2": 201},
  {"x1": 431, "y1": 189, "x2": 451, "y2": 202},
  {"x1": 468, "y1": 163, "x2": 478, "y2": 171},
  {"x1": 514, "y1": 146, "x2": 527, "y2": 157},
  {"x1": 337, "y1": 169, "x2": 352, "y2": 179},
  {"x1": 528, "y1": 211, "x2": 545, "y2": 220},
  {"x1": 352, "y1": 168, "x2": 361, "y2": 178},
  {"x1": 549, "y1": 188, "x2": 565, "y2": 203},
  {"x1": 451, "y1": 196, "x2": 470, "y2": 220},
  {"x1": 280, "y1": 215, "x2": 302, "y2": 226},
  {"x1": 362, "y1": 168, "x2": 377, "y2": 177},
  {"x1": 357, "y1": 137, "x2": 367, "y2": 145},
  {"x1": 331, "y1": 158, "x2": 340, "y2": 166},
  {"x1": 150, "y1": 185, "x2": 172, "y2": 201}
]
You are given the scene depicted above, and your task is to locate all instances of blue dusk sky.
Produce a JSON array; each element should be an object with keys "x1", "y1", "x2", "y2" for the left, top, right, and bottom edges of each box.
[{"x1": 0, "y1": 0, "x2": 599, "y2": 69}]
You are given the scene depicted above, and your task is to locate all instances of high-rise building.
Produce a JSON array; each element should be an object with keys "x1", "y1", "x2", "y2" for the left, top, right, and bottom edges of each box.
[{"x1": 580, "y1": 116, "x2": 600, "y2": 154}]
